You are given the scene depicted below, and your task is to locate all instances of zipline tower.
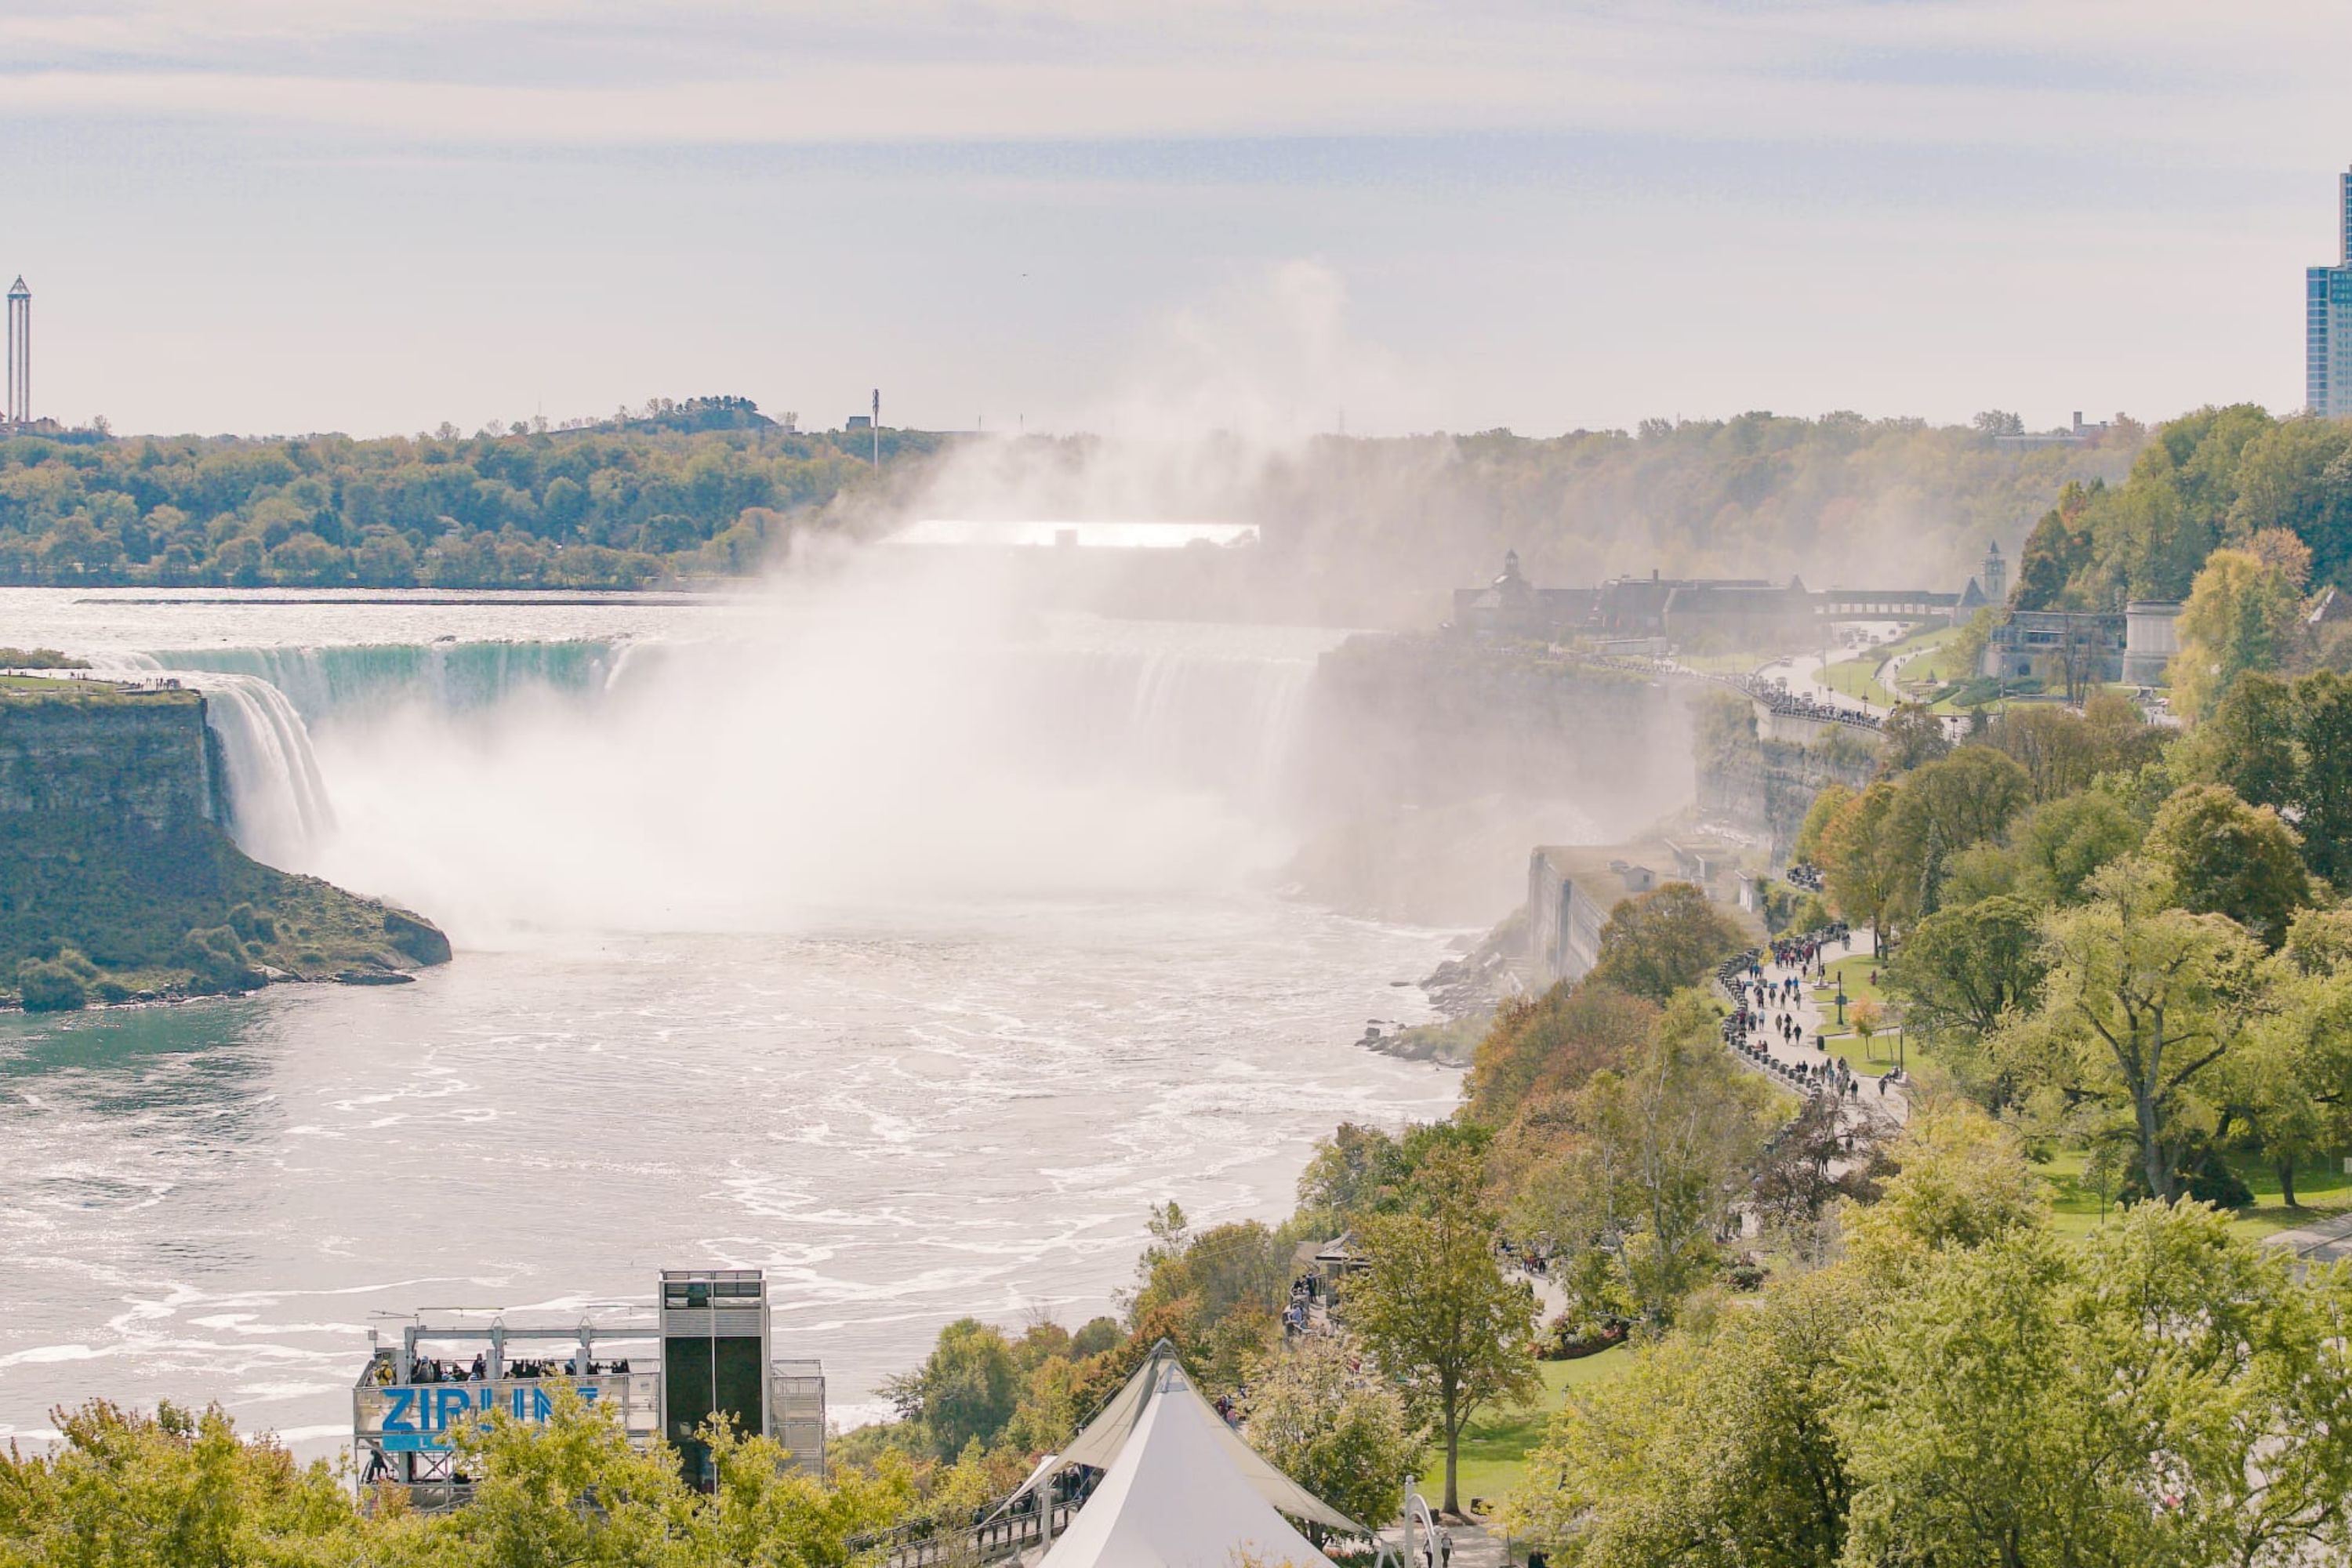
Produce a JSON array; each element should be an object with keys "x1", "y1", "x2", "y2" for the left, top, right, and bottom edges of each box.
[{"x1": 5, "y1": 278, "x2": 26, "y2": 431}]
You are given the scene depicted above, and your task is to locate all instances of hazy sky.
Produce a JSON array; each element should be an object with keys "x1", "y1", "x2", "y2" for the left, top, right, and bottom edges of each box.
[{"x1": 6, "y1": 0, "x2": 2352, "y2": 438}]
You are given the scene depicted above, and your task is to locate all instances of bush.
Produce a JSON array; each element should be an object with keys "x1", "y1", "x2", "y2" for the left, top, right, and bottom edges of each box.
[
  {"x1": 2118, "y1": 1149, "x2": 2256, "y2": 1210},
  {"x1": 18, "y1": 958, "x2": 87, "y2": 1011}
]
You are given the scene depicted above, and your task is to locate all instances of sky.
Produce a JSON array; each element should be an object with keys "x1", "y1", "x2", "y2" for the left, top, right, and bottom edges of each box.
[{"x1": 5, "y1": 0, "x2": 2352, "y2": 439}]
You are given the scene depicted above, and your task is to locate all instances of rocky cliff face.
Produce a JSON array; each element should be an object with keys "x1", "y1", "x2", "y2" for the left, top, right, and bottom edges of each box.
[
  {"x1": 1693, "y1": 696, "x2": 1878, "y2": 859},
  {"x1": 0, "y1": 681, "x2": 449, "y2": 1011},
  {"x1": 0, "y1": 689, "x2": 223, "y2": 830}
]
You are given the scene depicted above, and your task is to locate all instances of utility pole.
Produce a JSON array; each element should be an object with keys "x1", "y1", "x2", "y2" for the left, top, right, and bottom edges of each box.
[{"x1": 870, "y1": 388, "x2": 880, "y2": 468}]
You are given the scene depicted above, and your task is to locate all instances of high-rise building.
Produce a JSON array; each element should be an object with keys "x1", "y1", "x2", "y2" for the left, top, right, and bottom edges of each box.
[
  {"x1": 2309, "y1": 170, "x2": 2352, "y2": 417},
  {"x1": 4, "y1": 277, "x2": 25, "y2": 430}
]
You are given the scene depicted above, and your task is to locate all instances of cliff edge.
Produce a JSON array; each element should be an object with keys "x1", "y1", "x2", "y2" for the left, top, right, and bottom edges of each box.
[{"x1": 0, "y1": 677, "x2": 452, "y2": 1011}]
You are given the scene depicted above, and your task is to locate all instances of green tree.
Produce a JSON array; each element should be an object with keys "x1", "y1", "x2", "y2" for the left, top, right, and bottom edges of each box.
[
  {"x1": 0, "y1": 1399, "x2": 362, "y2": 1566},
  {"x1": 1997, "y1": 856, "x2": 2275, "y2": 1203},
  {"x1": 1821, "y1": 780, "x2": 1906, "y2": 949},
  {"x1": 2008, "y1": 789, "x2": 2141, "y2": 905},
  {"x1": 2292, "y1": 668, "x2": 2352, "y2": 885},
  {"x1": 1522, "y1": 994, "x2": 1783, "y2": 1325},
  {"x1": 2192, "y1": 669, "x2": 2302, "y2": 811},
  {"x1": 1240, "y1": 1336, "x2": 1424, "y2": 1536},
  {"x1": 1835, "y1": 1201, "x2": 2352, "y2": 1568},
  {"x1": 2144, "y1": 782, "x2": 2310, "y2": 949},
  {"x1": 1588, "y1": 882, "x2": 1745, "y2": 1004},
  {"x1": 1886, "y1": 895, "x2": 2045, "y2": 1045},
  {"x1": 883, "y1": 1317, "x2": 1023, "y2": 1461},
  {"x1": 2172, "y1": 546, "x2": 2303, "y2": 720},
  {"x1": 1878, "y1": 702, "x2": 1950, "y2": 773},
  {"x1": 1347, "y1": 1145, "x2": 1540, "y2": 1517}
]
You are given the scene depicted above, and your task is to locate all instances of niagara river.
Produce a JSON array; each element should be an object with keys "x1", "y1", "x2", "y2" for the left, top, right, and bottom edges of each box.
[{"x1": 0, "y1": 584, "x2": 1462, "y2": 1454}]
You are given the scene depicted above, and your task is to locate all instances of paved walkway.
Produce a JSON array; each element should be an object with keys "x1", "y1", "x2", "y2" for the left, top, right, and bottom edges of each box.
[
  {"x1": 1720, "y1": 928, "x2": 1911, "y2": 1133},
  {"x1": 2264, "y1": 1210, "x2": 2352, "y2": 1266}
]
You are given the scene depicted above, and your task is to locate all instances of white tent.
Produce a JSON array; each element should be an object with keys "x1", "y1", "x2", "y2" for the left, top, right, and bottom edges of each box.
[{"x1": 1039, "y1": 1350, "x2": 1345, "y2": 1568}]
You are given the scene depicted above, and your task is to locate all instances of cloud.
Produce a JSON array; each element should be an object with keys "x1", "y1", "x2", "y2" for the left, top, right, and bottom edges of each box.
[{"x1": 0, "y1": 0, "x2": 2346, "y2": 158}]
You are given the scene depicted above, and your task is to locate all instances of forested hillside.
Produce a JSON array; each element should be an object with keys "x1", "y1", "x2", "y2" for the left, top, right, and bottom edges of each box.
[
  {"x1": 0, "y1": 398, "x2": 938, "y2": 590},
  {"x1": 2016, "y1": 403, "x2": 2352, "y2": 608}
]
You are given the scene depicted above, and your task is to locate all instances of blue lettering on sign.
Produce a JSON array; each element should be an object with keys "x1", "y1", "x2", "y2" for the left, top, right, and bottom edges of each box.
[{"x1": 372, "y1": 1382, "x2": 605, "y2": 1452}]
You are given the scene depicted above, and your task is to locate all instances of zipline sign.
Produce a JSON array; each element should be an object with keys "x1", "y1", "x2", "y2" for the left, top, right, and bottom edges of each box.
[{"x1": 354, "y1": 1375, "x2": 642, "y2": 1453}]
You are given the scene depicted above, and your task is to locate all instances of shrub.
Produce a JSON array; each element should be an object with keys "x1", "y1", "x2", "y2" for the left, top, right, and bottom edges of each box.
[{"x1": 18, "y1": 958, "x2": 88, "y2": 1011}]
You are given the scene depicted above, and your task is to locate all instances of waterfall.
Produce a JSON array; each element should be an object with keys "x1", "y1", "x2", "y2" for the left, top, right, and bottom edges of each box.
[
  {"x1": 1006, "y1": 645, "x2": 1319, "y2": 808},
  {"x1": 86, "y1": 651, "x2": 335, "y2": 868},
  {"x1": 198, "y1": 675, "x2": 337, "y2": 867},
  {"x1": 142, "y1": 641, "x2": 620, "y2": 725}
]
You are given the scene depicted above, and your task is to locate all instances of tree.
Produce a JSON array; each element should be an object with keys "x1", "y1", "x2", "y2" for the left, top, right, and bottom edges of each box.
[
  {"x1": 882, "y1": 1317, "x2": 1023, "y2": 1461},
  {"x1": 1296, "y1": 1123, "x2": 1410, "y2": 1229},
  {"x1": 2144, "y1": 782, "x2": 2310, "y2": 948},
  {"x1": 1548, "y1": 994, "x2": 1783, "y2": 1324},
  {"x1": 1588, "y1": 882, "x2": 1744, "y2": 1004},
  {"x1": 1886, "y1": 895, "x2": 2045, "y2": 1047},
  {"x1": 1820, "y1": 780, "x2": 1906, "y2": 949},
  {"x1": 2195, "y1": 670, "x2": 2301, "y2": 811},
  {"x1": 1348, "y1": 1145, "x2": 1539, "y2": 1517},
  {"x1": 1240, "y1": 1337, "x2": 1424, "y2": 1536},
  {"x1": 1971, "y1": 409, "x2": 2024, "y2": 437},
  {"x1": 1997, "y1": 855, "x2": 2275, "y2": 1203},
  {"x1": 1835, "y1": 1202, "x2": 2352, "y2": 1568},
  {"x1": 2172, "y1": 546, "x2": 2303, "y2": 720},
  {"x1": 1878, "y1": 702, "x2": 1950, "y2": 773},
  {"x1": 2292, "y1": 669, "x2": 2352, "y2": 885},
  {"x1": 2009, "y1": 789, "x2": 2141, "y2": 905},
  {"x1": 1464, "y1": 980, "x2": 1657, "y2": 1127},
  {"x1": 1508, "y1": 1105, "x2": 2046, "y2": 1568},
  {"x1": 1791, "y1": 782, "x2": 1853, "y2": 869},
  {"x1": 1507, "y1": 1267, "x2": 1866, "y2": 1568},
  {"x1": 0, "y1": 1399, "x2": 363, "y2": 1567}
]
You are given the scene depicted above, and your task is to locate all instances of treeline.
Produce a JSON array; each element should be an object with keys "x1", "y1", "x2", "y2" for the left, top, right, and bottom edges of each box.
[
  {"x1": 0, "y1": 399, "x2": 942, "y2": 590},
  {"x1": 0, "y1": 401, "x2": 2149, "y2": 601},
  {"x1": 1255, "y1": 410, "x2": 2137, "y2": 612}
]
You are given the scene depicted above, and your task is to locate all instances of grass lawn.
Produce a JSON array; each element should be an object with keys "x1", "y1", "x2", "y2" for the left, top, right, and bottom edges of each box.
[
  {"x1": 2038, "y1": 1147, "x2": 2352, "y2": 1241},
  {"x1": 1425, "y1": 1348, "x2": 1635, "y2": 1510},
  {"x1": 1813, "y1": 1028, "x2": 1920, "y2": 1080},
  {"x1": 1887, "y1": 626, "x2": 1968, "y2": 688},
  {"x1": 1678, "y1": 650, "x2": 1773, "y2": 676},
  {"x1": 1817, "y1": 653, "x2": 1896, "y2": 706},
  {"x1": 1807, "y1": 953, "x2": 1889, "y2": 1011}
]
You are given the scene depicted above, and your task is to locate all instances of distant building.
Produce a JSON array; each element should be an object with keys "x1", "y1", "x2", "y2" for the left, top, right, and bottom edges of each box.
[
  {"x1": 1993, "y1": 412, "x2": 2111, "y2": 451},
  {"x1": 2310, "y1": 165, "x2": 2352, "y2": 418},
  {"x1": 1450, "y1": 554, "x2": 1988, "y2": 644},
  {"x1": 1980, "y1": 539, "x2": 2007, "y2": 604}
]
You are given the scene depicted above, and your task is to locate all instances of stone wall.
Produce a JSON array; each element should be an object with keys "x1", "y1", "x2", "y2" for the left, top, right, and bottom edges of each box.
[
  {"x1": 1694, "y1": 693, "x2": 1878, "y2": 861},
  {"x1": 0, "y1": 691, "x2": 222, "y2": 832}
]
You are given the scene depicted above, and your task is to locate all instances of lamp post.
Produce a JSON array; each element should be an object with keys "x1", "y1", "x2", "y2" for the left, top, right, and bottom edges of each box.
[{"x1": 1834, "y1": 985, "x2": 1847, "y2": 1027}]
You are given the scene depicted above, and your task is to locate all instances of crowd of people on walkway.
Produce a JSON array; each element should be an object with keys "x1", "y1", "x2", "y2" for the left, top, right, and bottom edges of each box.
[{"x1": 1717, "y1": 924, "x2": 1886, "y2": 1105}]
